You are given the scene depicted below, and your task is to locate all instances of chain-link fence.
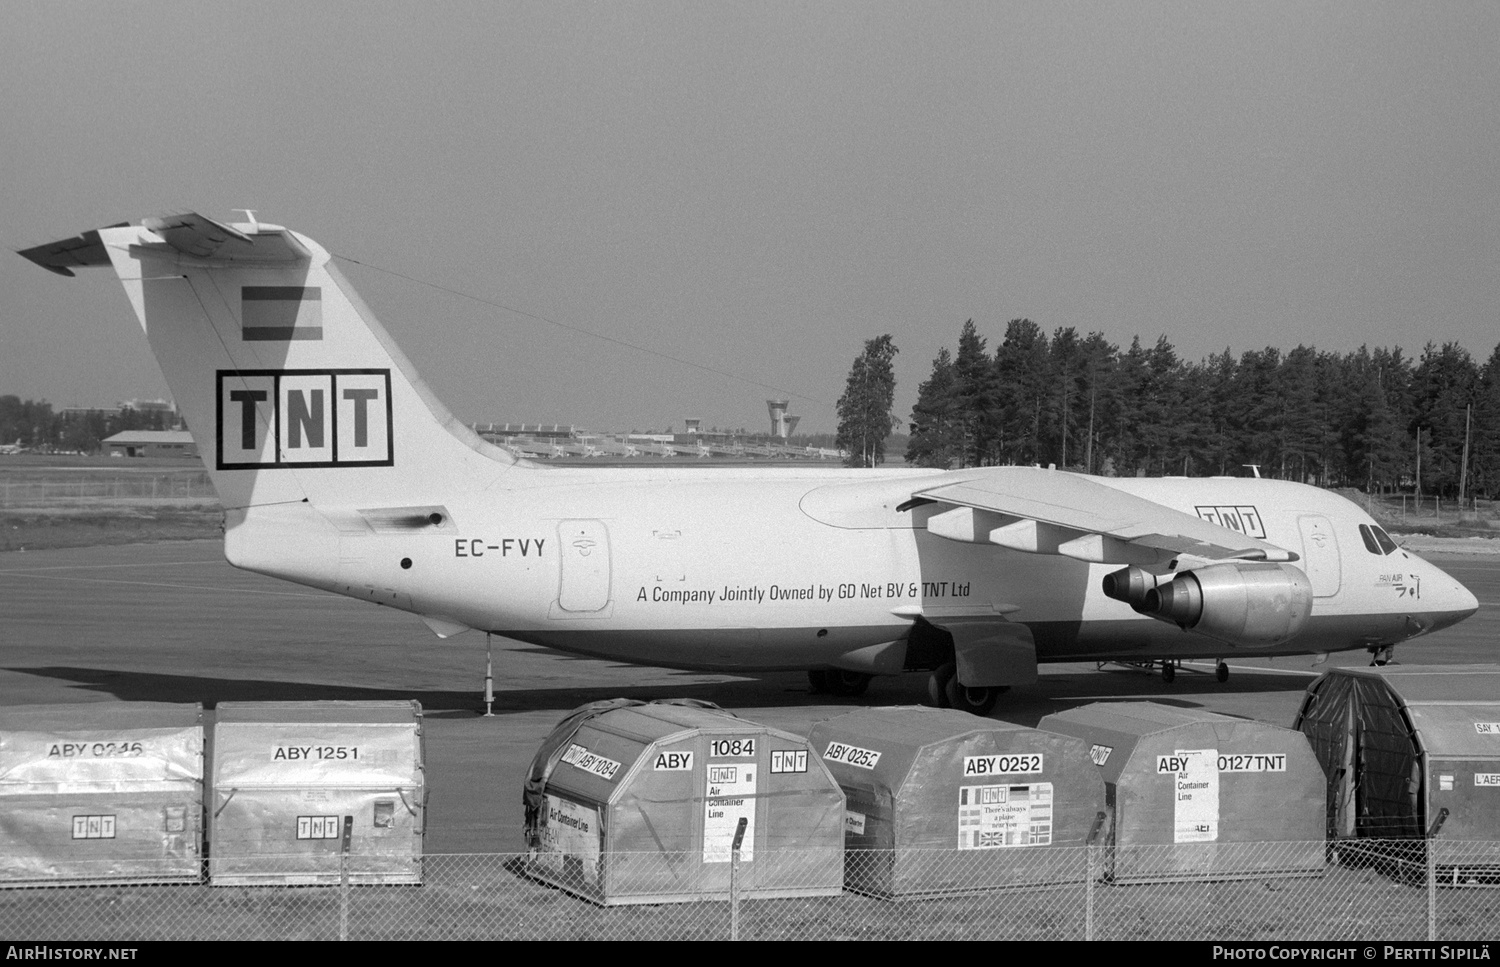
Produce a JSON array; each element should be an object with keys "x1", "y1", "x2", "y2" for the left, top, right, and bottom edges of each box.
[
  {"x1": 2, "y1": 841, "x2": 1499, "y2": 940},
  {"x1": 0, "y1": 472, "x2": 217, "y2": 508}
]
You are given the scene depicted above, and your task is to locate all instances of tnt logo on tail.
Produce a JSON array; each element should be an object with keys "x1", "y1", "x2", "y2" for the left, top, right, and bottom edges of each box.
[{"x1": 217, "y1": 369, "x2": 393, "y2": 470}]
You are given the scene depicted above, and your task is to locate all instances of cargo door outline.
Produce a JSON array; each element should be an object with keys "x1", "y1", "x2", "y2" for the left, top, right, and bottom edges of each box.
[
  {"x1": 1298, "y1": 514, "x2": 1342, "y2": 598},
  {"x1": 553, "y1": 519, "x2": 613, "y2": 616}
]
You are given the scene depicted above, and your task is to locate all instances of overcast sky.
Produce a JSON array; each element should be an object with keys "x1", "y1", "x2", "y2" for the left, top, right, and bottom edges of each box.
[{"x1": 3, "y1": 1, "x2": 1497, "y2": 433}]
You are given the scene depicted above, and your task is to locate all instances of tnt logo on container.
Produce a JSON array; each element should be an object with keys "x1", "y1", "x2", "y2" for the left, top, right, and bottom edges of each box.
[{"x1": 217, "y1": 369, "x2": 394, "y2": 470}]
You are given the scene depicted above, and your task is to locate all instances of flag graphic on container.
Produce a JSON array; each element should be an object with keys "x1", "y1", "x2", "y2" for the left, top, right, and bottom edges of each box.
[
  {"x1": 957, "y1": 782, "x2": 1054, "y2": 848},
  {"x1": 241, "y1": 286, "x2": 323, "y2": 341}
]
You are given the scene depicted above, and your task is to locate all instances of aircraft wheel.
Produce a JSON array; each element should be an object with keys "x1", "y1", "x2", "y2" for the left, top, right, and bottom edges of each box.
[
  {"x1": 824, "y1": 670, "x2": 872, "y2": 698},
  {"x1": 927, "y1": 662, "x2": 956, "y2": 707},
  {"x1": 807, "y1": 669, "x2": 830, "y2": 694},
  {"x1": 1216, "y1": 661, "x2": 1230, "y2": 683},
  {"x1": 1161, "y1": 661, "x2": 1176, "y2": 684},
  {"x1": 944, "y1": 676, "x2": 1004, "y2": 716}
]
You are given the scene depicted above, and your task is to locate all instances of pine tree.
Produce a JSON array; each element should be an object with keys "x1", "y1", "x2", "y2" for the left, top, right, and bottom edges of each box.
[
  {"x1": 1411, "y1": 342, "x2": 1480, "y2": 496},
  {"x1": 1047, "y1": 327, "x2": 1083, "y2": 468},
  {"x1": 993, "y1": 319, "x2": 1050, "y2": 466},
  {"x1": 1278, "y1": 346, "x2": 1321, "y2": 481},
  {"x1": 1472, "y1": 343, "x2": 1500, "y2": 498},
  {"x1": 906, "y1": 347, "x2": 962, "y2": 468},
  {"x1": 1075, "y1": 333, "x2": 1120, "y2": 474},
  {"x1": 1341, "y1": 347, "x2": 1406, "y2": 492},
  {"x1": 1232, "y1": 347, "x2": 1283, "y2": 477},
  {"x1": 952, "y1": 320, "x2": 992, "y2": 467},
  {"x1": 1199, "y1": 349, "x2": 1239, "y2": 476},
  {"x1": 836, "y1": 335, "x2": 899, "y2": 468},
  {"x1": 1143, "y1": 335, "x2": 1189, "y2": 475}
]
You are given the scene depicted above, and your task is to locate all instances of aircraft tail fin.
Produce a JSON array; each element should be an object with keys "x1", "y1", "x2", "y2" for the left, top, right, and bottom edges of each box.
[{"x1": 20, "y1": 213, "x2": 518, "y2": 512}]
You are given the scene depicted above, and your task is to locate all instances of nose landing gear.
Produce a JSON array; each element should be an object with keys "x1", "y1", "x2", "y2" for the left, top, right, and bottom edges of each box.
[
  {"x1": 1099, "y1": 659, "x2": 1231, "y2": 683},
  {"x1": 1164, "y1": 659, "x2": 1231, "y2": 683}
]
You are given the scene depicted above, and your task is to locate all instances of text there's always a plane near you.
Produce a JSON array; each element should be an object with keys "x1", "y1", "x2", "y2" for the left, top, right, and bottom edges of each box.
[{"x1": 18, "y1": 213, "x2": 1479, "y2": 714}]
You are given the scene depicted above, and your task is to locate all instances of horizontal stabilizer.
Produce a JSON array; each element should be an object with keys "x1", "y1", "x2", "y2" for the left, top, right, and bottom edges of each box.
[
  {"x1": 17, "y1": 226, "x2": 123, "y2": 276},
  {"x1": 143, "y1": 212, "x2": 252, "y2": 254},
  {"x1": 19, "y1": 213, "x2": 309, "y2": 277},
  {"x1": 137, "y1": 212, "x2": 308, "y2": 264}
]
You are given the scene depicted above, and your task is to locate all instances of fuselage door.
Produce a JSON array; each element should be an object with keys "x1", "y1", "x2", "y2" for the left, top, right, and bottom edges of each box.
[
  {"x1": 557, "y1": 519, "x2": 612, "y2": 613},
  {"x1": 1298, "y1": 514, "x2": 1342, "y2": 598}
]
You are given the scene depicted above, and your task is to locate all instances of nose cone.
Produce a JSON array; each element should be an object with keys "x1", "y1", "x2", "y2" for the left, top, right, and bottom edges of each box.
[{"x1": 1422, "y1": 560, "x2": 1480, "y2": 633}]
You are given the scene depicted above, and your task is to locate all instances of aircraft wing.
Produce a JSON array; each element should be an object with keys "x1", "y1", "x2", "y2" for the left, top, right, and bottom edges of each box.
[{"x1": 910, "y1": 468, "x2": 1297, "y2": 565}]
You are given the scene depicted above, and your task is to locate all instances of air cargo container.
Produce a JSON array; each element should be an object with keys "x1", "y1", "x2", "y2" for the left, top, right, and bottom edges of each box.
[
  {"x1": 525, "y1": 699, "x2": 843, "y2": 904},
  {"x1": 806, "y1": 707, "x2": 1107, "y2": 898},
  {"x1": 1296, "y1": 665, "x2": 1500, "y2": 880},
  {"x1": 0, "y1": 702, "x2": 204, "y2": 886},
  {"x1": 209, "y1": 700, "x2": 424, "y2": 886},
  {"x1": 1039, "y1": 701, "x2": 1325, "y2": 883}
]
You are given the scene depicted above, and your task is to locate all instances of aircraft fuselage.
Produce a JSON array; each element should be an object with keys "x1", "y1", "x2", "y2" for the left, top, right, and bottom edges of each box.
[{"x1": 228, "y1": 465, "x2": 1477, "y2": 674}]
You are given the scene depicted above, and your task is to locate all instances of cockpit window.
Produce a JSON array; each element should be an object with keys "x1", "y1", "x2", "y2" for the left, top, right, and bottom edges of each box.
[{"x1": 1359, "y1": 524, "x2": 1399, "y2": 556}]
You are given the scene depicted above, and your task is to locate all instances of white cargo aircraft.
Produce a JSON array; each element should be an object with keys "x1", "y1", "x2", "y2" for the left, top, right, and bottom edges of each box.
[{"x1": 19, "y1": 213, "x2": 1479, "y2": 713}]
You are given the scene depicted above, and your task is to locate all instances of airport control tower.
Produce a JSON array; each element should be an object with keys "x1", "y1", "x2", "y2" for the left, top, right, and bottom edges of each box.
[{"x1": 767, "y1": 400, "x2": 790, "y2": 440}]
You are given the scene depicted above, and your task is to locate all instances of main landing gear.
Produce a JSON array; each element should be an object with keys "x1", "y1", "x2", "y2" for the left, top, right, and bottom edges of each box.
[
  {"x1": 925, "y1": 662, "x2": 1005, "y2": 716},
  {"x1": 806, "y1": 665, "x2": 1007, "y2": 716}
]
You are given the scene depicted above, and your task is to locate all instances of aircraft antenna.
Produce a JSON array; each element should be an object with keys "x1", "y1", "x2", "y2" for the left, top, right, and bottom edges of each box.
[{"x1": 231, "y1": 209, "x2": 260, "y2": 233}]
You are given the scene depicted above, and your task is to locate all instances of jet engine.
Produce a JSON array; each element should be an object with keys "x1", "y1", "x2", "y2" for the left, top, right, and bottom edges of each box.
[{"x1": 1102, "y1": 561, "x2": 1314, "y2": 648}]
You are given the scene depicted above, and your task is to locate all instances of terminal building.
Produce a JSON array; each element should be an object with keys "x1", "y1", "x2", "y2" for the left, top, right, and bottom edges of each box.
[
  {"x1": 103, "y1": 430, "x2": 198, "y2": 459},
  {"x1": 469, "y1": 412, "x2": 838, "y2": 461},
  {"x1": 60, "y1": 399, "x2": 182, "y2": 427}
]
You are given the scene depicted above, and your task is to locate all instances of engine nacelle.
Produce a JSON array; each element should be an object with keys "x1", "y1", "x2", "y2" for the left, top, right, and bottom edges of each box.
[{"x1": 1103, "y1": 561, "x2": 1314, "y2": 648}]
